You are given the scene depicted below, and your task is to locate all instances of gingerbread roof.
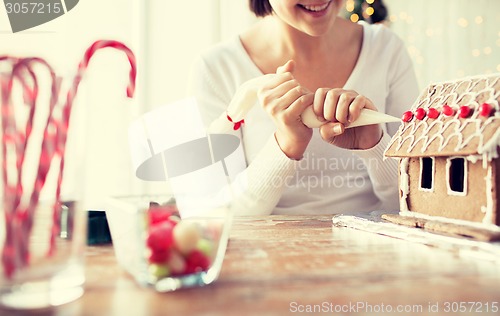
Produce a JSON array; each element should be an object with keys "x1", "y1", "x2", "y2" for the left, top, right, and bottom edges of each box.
[{"x1": 385, "y1": 73, "x2": 500, "y2": 160}]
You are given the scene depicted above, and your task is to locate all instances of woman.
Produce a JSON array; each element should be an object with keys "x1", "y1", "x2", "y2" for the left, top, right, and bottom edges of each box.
[{"x1": 187, "y1": 0, "x2": 419, "y2": 215}]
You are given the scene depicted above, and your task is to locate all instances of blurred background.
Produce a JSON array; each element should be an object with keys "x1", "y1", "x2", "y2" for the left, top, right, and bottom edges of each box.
[{"x1": 0, "y1": 0, "x2": 499, "y2": 207}]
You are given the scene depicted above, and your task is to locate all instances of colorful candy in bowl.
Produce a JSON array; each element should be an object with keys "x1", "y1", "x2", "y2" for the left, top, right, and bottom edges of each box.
[{"x1": 105, "y1": 195, "x2": 232, "y2": 292}]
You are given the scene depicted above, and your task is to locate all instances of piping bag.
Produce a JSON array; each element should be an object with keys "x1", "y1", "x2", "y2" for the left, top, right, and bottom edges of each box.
[{"x1": 208, "y1": 76, "x2": 400, "y2": 133}]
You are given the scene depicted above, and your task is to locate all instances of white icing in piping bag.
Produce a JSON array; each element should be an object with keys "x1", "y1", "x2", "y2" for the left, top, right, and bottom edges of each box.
[
  {"x1": 208, "y1": 76, "x2": 400, "y2": 133},
  {"x1": 300, "y1": 106, "x2": 401, "y2": 128}
]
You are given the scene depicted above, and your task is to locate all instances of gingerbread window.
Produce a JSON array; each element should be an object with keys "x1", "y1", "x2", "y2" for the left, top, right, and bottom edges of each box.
[
  {"x1": 419, "y1": 157, "x2": 434, "y2": 191},
  {"x1": 447, "y1": 157, "x2": 467, "y2": 196}
]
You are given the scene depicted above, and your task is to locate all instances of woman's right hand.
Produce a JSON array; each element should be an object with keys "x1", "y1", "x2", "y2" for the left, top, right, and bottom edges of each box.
[{"x1": 256, "y1": 60, "x2": 314, "y2": 160}]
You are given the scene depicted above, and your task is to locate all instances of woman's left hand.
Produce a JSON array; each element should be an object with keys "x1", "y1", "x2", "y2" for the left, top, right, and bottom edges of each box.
[{"x1": 313, "y1": 88, "x2": 382, "y2": 150}]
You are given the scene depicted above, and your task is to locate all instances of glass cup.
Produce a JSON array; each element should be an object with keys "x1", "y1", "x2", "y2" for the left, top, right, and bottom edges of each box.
[
  {"x1": 0, "y1": 201, "x2": 87, "y2": 310},
  {"x1": 0, "y1": 70, "x2": 89, "y2": 311},
  {"x1": 105, "y1": 194, "x2": 232, "y2": 292}
]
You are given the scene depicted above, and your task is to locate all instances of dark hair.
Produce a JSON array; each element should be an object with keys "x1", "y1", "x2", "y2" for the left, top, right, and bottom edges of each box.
[
  {"x1": 249, "y1": 0, "x2": 273, "y2": 17},
  {"x1": 369, "y1": 0, "x2": 388, "y2": 24}
]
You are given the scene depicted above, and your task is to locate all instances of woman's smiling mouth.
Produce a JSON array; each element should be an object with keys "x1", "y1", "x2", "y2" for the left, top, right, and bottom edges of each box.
[{"x1": 298, "y1": 1, "x2": 331, "y2": 13}]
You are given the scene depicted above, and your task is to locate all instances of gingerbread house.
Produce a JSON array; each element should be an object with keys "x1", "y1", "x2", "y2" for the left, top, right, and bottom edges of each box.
[{"x1": 384, "y1": 73, "x2": 500, "y2": 239}]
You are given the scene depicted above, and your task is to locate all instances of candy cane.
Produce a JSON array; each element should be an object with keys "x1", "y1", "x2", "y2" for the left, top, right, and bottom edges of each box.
[
  {"x1": 0, "y1": 58, "x2": 18, "y2": 277},
  {"x1": 49, "y1": 40, "x2": 137, "y2": 255},
  {"x1": 1, "y1": 57, "x2": 36, "y2": 276},
  {"x1": 9, "y1": 60, "x2": 43, "y2": 211},
  {"x1": 0, "y1": 56, "x2": 20, "y2": 204},
  {"x1": 0, "y1": 57, "x2": 59, "y2": 277},
  {"x1": 14, "y1": 58, "x2": 59, "y2": 263},
  {"x1": 7, "y1": 61, "x2": 40, "y2": 271},
  {"x1": 208, "y1": 76, "x2": 400, "y2": 133},
  {"x1": 0, "y1": 57, "x2": 33, "y2": 276}
]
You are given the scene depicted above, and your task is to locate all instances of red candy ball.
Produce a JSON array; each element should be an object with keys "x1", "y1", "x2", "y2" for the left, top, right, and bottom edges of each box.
[
  {"x1": 479, "y1": 103, "x2": 492, "y2": 117},
  {"x1": 146, "y1": 221, "x2": 175, "y2": 253},
  {"x1": 459, "y1": 105, "x2": 471, "y2": 118},
  {"x1": 415, "y1": 108, "x2": 426, "y2": 120},
  {"x1": 442, "y1": 105, "x2": 454, "y2": 116},
  {"x1": 427, "y1": 108, "x2": 439, "y2": 119},
  {"x1": 148, "y1": 205, "x2": 177, "y2": 225},
  {"x1": 402, "y1": 111, "x2": 413, "y2": 122},
  {"x1": 184, "y1": 250, "x2": 210, "y2": 274},
  {"x1": 149, "y1": 249, "x2": 171, "y2": 264}
]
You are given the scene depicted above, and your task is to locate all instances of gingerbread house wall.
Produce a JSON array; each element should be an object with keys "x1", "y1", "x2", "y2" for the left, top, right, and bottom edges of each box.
[
  {"x1": 495, "y1": 157, "x2": 499, "y2": 224},
  {"x1": 401, "y1": 157, "x2": 499, "y2": 225}
]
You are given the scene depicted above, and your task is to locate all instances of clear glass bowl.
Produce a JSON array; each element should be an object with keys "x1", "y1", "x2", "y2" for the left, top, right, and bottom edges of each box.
[{"x1": 105, "y1": 195, "x2": 232, "y2": 292}]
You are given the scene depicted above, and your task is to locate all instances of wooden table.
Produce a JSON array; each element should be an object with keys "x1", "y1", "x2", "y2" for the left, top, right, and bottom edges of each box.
[{"x1": 7, "y1": 216, "x2": 500, "y2": 315}]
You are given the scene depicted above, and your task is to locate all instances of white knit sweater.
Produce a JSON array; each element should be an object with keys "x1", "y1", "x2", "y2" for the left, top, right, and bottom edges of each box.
[{"x1": 187, "y1": 22, "x2": 419, "y2": 216}]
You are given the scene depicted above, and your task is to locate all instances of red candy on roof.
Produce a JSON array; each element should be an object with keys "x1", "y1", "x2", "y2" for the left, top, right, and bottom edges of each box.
[
  {"x1": 459, "y1": 105, "x2": 471, "y2": 118},
  {"x1": 479, "y1": 103, "x2": 492, "y2": 117},
  {"x1": 427, "y1": 108, "x2": 439, "y2": 119},
  {"x1": 401, "y1": 102, "x2": 496, "y2": 123},
  {"x1": 402, "y1": 111, "x2": 413, "y2": 122},
  {"x1": 415, "y1": 108, "x2": 426, "y2": 120},
  {"x1": 442, "y1": 105, "x2": 454, "y2": 116}
]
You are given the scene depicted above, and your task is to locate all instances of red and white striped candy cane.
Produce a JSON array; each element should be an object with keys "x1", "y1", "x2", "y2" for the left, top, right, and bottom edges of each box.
[
  {"x1": 13, "y1": 58, "x2": 59, "y2": 265},
  {"x1": 49, "y1": 40, "x2": 136, "y2": 255},
  {"x1": 1, "y1": 57, "x2": 35, "y2": 276},
  {"x1": 6, "y1": 61, "x2": 40, "y2": 272},
  {"x1": 0, "y1": 57, "x2": 18, "y2": 277},
  {"x1": 0, "y1": 57, "x2": 59, "y2": 277}
]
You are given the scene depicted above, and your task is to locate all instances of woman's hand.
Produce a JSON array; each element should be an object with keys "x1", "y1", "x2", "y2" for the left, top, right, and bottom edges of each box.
[
  {"x1": 313, "y1": 88, "x2": 382, "y2": 150},
  {"x1": 257, "y1": 60, "x2": 314, "y2": 159}
]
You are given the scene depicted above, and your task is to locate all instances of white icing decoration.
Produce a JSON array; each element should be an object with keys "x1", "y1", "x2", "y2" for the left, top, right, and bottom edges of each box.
[
  {"x1": 418, "y1": 157, "x2": 435, "y2": 192},
  {"x1": 483, "y1": 152, "x2": 489, "y2": 169},
  {"x1": 481, "y1": 165, "x2": 494, "y2": 225},
  {"x1": 445, "y1": 157, "x2": 468, "y2": 196},
  {"x1": 398, "y1": 210, "x2": 500, "y2": 232},
  {"x1": 480, "y1": 127, "x2": 500, "y2": 161},
  {"x1": 399, "y1": 158, "x2": 410, "y2": 212},
  {"x1": 466, "y1": 154, "x2": 482, "y2": 164},
  {"x1": 387, "y1": 74, "x2": 500, "y2": 162}
]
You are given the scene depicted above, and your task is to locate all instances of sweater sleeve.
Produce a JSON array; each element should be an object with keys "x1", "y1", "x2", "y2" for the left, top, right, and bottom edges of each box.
[
  {"x1": 229, "y1": 136, "x2": 298, "y2": 215},
  {"x1": 187, "y1": 52, "x2": 297, "y2": 216}
]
